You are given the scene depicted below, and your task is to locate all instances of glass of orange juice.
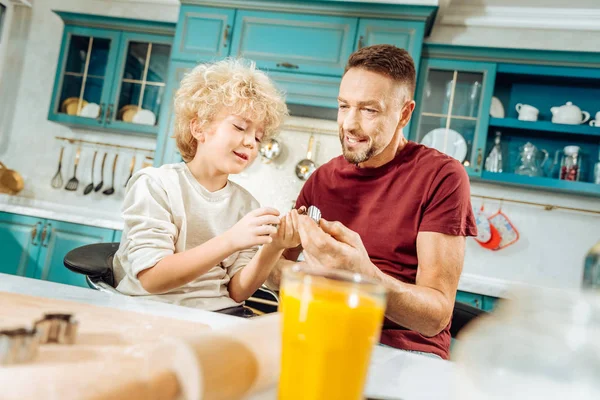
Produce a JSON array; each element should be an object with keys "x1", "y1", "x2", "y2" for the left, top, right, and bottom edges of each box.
[{"x1": 278, "y1": 265, "x2": 387, "y2": 400}]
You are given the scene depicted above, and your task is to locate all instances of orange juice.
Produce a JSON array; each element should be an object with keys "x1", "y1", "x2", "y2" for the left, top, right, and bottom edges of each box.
[{"x1": 278, "y1": 267, "x2": 386, "y2": 400}]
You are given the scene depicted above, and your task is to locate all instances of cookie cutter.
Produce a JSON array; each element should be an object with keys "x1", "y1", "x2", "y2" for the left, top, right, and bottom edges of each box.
[
  {"x1": 307, "y1": 205, "x2": 321, "y2": 225},
  {"x1": 34, "y1": 313, "x2": 79, "y2": 345},
  {"x1": 0, "y1": 327, "x2": 39, "y2": 365}
]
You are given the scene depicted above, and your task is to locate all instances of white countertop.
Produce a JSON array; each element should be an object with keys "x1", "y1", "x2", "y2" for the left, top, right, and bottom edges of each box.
[
  {"x1": 0, "y1": 273, "x2": 456, "y2": 400},
  {"x1": 0, "y1": 194, "x2": 124, "y2": 230},
  {"x1": 0, "y1": 194, "x2": 512, "y2": 298}
]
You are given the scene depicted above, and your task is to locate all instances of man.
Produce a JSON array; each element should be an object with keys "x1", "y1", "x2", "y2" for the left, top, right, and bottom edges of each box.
[{"x1": 269, "y1": 44, "x2": 477, "y2": 360}]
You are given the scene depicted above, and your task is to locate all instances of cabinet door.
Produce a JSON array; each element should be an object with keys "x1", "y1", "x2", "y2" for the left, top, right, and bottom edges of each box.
[
  {"x1": 410, "y1": 59, "x2": 497, "y2": 176},
  {"x1": 48, "y1": 26, "x2": 121, "y2": 128},
  {"x1": 172, "y1": 4, "x2": 235, "y2": 63},
  {"x1": 230, "y1": 10, "x2": 357, "y2": 76},
  {"x1": 155, "y1": 60, "x2": 196, "y2": 165},
  {"x1": 355, "y1": 18, "x2": 425, "y2": 72},
  {"x1": 106, "y1": 32, "x2": 172, "y2": 135},
  {"x1": 456, "y1": 291, "x2": 483, "y2": 310},
  {"x1": 35, "y1": 220, "x2": 115, "y2": 288},
  {"x1": 0, "y1": 212, "x2": 42, "y2": 277}
]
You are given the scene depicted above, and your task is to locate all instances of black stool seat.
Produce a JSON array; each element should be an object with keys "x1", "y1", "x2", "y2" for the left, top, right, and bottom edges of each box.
[{"x1": 64, "y1": 242, "x2": 119, "y2": 287}]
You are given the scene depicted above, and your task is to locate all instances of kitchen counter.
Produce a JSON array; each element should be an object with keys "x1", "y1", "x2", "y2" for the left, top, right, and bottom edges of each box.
[
  {"x1": 0, "y1": 194, "x2": 123, "y2": 230},
  {"x1": 1, "y1": 195, "x2": 514, "y2": 298},
  {"x1": 1, "y1": 273, "x2": 456, "y2": 400}
]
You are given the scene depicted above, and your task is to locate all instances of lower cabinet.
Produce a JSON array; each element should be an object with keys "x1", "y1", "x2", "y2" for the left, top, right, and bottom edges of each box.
[
  {"x1": 0, "y1": 211, "x2": 118, "y2": 288},
  {"x1": 456, "y1": 290, "x2": 499, "y2": 312}
]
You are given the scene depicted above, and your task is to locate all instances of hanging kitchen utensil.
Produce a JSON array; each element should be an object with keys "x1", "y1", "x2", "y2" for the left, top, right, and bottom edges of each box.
[
  {"x1": 259, "y1": 138, "x2": 282, "y2": 164},
  {"x1": 124, "y1": 155, "x2": 136, "y2": 187},
  {"x1": 102, "y1": 154, "x2": 118, "y2": 195},
  {"x1": 94, "y1": 152, "x2": 107, "y2": 192},
  {"x1": 488, "y1": 202, "x2": 519, "y2": 251},
  {"x1": 64, "y1": 147, "x2": 81, "y2": 191},
  {"x1": 0, "y1": 162, "x2": 24, "y2": 195},
  {"x1": 83, "y1": 150, "x2": 98, "y2": 195},
  {"x1": 141, "y1": 156, "x2": 153, "y2": 169},
  {"x1": 295, "y1": 134, "x2": 317, "y2": 181},
  {"x1": 50, "y1": 147, "x2": 64, "y2": 189}
]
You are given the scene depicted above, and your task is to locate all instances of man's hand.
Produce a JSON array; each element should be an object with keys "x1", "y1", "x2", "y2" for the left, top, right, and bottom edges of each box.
[{"x1": 292, "y1": 213, "x2": 378, "y2": 279}]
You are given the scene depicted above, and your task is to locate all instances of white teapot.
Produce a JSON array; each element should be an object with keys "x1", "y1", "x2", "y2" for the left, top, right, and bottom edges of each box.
[{"x1": 550, "y1": 102, "x2": 590, "y2": 125}]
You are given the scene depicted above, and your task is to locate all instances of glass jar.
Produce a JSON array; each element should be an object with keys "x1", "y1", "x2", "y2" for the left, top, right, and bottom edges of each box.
[{"x1": 453, "y1": 287, "x2": 600, "y2": 400}]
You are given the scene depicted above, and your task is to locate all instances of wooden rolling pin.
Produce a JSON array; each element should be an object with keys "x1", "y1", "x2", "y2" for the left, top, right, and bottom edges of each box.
[{"x1": 1, "y1": 313, "x2": 281, "y2": 400}]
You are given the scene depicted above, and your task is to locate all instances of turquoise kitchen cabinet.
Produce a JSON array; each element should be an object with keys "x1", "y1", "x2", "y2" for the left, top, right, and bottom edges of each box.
[
  {"x1": 172, "y1": 4, "x2": 236, "y2": 63},
  {"x1": 48, "y1": 12, "x2": 175, "y2": 136},
  {"x1": 230, "y1": 10, "x2": 357, "y2": 77},
  {"x1": 410, "y1": 58, "x2": 497, "y2": 176},
  {"x1": 0, "y1": 211, "x2": 116, "y2": 288},
  {"x1": 420, "y1": 44, "x2": 600, "y2": 197},
  {"x1": 113, "y1": 230, "x2": 123, "y2": 243},
  {"x1": 154, "y1": 60, "x2": 196, "y2": 166},
  {"x1": 355, "y1": 18, "x2": 425, "y2": 72},
  {"x1": 456, "y1": 290, "x2": 484, "y2": 309},
  {"x1": 0, "y1": 213, "x2": 42, "y2": 277}
]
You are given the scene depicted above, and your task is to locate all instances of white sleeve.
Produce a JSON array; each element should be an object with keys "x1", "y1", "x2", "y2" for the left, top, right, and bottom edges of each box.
[
  {"x1": 226, "y1": 246, "x2": 258, "y2": 278},
  {"x1": 120, "y1": 173, "x2": 178, "y2": 279}
]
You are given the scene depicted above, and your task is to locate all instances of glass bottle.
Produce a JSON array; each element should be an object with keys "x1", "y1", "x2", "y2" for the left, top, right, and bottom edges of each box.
[{"x1": 484, "y1": 131, "x2": 503, "y2": 173}]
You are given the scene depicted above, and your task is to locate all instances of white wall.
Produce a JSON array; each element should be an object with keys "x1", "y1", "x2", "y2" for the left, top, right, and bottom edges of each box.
[{"x1": 0, "y1": 0, "x2": 598, "y2": 292}]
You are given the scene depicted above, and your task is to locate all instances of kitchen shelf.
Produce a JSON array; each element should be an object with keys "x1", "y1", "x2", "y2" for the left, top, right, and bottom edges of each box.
[
  {"x1": 479, "y1": 171, "x2": 600, "y2": 197},
  {"x1": 489, "y1": 118, "x2": 600, "y2": 138}
]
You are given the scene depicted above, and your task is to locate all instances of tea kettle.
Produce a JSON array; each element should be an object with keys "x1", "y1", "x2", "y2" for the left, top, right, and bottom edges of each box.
[{"x1": 550, "y1": 102, "x2": 590, "y2": 125}]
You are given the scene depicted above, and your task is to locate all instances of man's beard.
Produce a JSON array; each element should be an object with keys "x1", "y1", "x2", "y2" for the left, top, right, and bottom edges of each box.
[{"x1": 339, "y1": 129, "x2": 379, "y2": 164}]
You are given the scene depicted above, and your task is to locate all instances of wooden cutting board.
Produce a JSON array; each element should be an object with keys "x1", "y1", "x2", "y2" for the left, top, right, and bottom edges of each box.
[{"x1": 0, "y1": 291, "x2": 210, "y2": 347}]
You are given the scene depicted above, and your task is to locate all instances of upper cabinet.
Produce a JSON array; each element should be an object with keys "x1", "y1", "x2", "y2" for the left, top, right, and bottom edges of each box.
[
  {"x1": 230, "y1": 10, "x2": 357, "y2": 76},
  {"x1": 48, "y1": 12, "x2": 175, "y2": 136},
  {"x1": 355, "y1": 18, "x2": 425, "y2": 72},
  {"x1": 413, "y1": 44, "x2": 600, "y2": 197},
  {"x1": 172, "y1": 5, "x2": 235, "y2": 63},
  {"x1": 411, "y1": 59, "x2": 497, "y2": 176}
]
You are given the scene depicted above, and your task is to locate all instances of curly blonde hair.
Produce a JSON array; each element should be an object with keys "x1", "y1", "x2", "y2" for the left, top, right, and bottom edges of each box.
[{"x1": 173, "y1": 58, "x2": 288, "y2": 162}]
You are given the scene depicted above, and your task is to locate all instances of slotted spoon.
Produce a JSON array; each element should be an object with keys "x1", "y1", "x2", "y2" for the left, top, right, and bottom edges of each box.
[{"x1": 65, "y1": 147, "x2": 81, "y2": 191}]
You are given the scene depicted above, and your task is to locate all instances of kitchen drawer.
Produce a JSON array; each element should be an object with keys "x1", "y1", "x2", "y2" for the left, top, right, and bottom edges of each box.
[
  {"x1": 456, "y1": 290, "x2": 484, "y2": 309},
  {"x1": 268, "y1": 71, "x2": 341, "y2": 109},
  {"x1": 230, "y1": 10, "x2": 357, "y2": 76},
  {"x1": 172, "y1": 5, "x2": 236, "y2": 62}
]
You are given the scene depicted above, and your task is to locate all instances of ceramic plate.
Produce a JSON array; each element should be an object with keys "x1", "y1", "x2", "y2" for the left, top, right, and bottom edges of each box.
[
  {"x1": 132, "y1": 109, "x2": 156, "y2": 126},
  {"x1": 421, "y1": 128, "x2": 468, "y2": 162},
  {"x1": 490, "y1": 96, "x2": 505, "y2": 118},
  {"x1": 79, "y1": 103, "x2": 100, "y2": 119}
]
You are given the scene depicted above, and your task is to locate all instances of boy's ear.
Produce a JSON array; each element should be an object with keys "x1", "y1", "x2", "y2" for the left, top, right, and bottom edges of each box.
[{"x1": 189, "y1": 118, "x2": 205, "y2": 143}]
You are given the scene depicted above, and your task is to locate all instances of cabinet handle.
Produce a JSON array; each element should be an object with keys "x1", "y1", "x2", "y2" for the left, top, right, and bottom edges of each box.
[
  {"x1": 105, "y1": 104, "x2": 113, "y2": 124},
  {"x1": 276, "y1": 62, "x2": 299, "y2": 69},
  {"x1": 97, "y1": 103, "x2": 104, "y2": 123},
  {"x1": 358, "y1": 35, "x2": 365, "y2": 49},
  {"x1": 31, "y1": 222, "x2": 41, "y2": 246},
  {"x1": 41, "y1": 223, "x2": 52, "y2": 247},
  {"x1": 475, "y1": 299, "x2": 480, "y2": 308},
  {"x1": 223, "y1": 24, "x2": 230, "y2": 47},
  {"x1": 476, "y1": 148, "x2": 483, "y2": 166}
]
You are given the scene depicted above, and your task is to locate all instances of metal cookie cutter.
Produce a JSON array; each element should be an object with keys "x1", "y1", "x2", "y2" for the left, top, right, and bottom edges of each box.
[
  {"x1": 307, "y1": 205, "x2": 322, "y2": 225},
  {"x1": 0, "y1": 327, "x2": 39, "y2": 365},
  {"x1": 34, "y1": 313, "x2": 79, "y2": 345}
]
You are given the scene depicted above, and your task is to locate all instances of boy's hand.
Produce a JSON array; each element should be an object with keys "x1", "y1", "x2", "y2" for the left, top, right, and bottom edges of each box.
[
  {"x1": 225, "y1": 207, "x2": 281, "y2": 251},
  {"x1": 270, "y1": 209, "x2": 301, "y2": 250}
]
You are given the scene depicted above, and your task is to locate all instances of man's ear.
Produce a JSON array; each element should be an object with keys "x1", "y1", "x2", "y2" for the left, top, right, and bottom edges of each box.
[
  {"x1": 189, "y1": 118, "x2": 206, "y2": 143},
  {"x1": 399, "y1": 100, "x2": 415, "y2": 128}
]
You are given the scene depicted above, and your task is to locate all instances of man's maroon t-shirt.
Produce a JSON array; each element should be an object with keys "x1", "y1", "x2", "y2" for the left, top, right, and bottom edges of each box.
[{"x1": 294, "y1": 141, "x2": 477, "y2": 360}]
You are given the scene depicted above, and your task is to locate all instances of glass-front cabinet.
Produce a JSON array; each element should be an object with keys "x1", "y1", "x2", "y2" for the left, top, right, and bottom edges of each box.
[
  {"x1": 48, "y1": 12, "x2": 175, "y2": 136},
  {"x1": 411, "y1": 59, "x2": 497, "y2": 176}
]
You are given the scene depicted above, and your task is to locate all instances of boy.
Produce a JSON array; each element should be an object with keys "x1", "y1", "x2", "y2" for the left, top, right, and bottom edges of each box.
[{"x1": 113, "y1": 58, "x2": 296, "y2": 311}]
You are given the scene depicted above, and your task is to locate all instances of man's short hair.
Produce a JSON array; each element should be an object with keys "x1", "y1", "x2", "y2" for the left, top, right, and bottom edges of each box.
[{"x1": 344, "y1": 44, "x2": 416, "y2": 99}]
